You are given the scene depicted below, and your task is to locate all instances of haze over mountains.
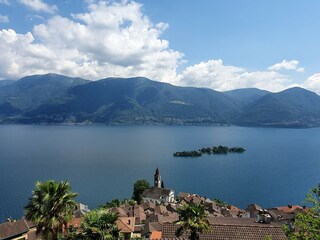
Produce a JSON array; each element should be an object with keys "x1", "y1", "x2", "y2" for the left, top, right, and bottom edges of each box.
[{"x1": 0, "y1": 73, "x2": 320, "y2": 127}]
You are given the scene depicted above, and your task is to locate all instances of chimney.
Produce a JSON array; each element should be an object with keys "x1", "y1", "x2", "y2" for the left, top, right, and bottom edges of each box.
[{"x1": 256, "y1": 209, "x2": 272, "y2": 224}]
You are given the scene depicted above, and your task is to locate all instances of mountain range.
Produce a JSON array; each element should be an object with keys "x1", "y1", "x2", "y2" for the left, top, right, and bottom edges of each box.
[{"x1": 0, "y1": 73, "x2": 320, "y2": 128}]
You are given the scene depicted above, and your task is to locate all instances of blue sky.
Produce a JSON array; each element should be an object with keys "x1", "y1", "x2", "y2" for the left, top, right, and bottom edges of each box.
[{"x1": 1, "y1": 0, "x2": 320, "y2": 93}]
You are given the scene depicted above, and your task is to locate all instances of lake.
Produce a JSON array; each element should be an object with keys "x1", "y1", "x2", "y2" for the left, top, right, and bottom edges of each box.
[{"x1": 0, "y1": 125, "x2": 319, "y2": 221}]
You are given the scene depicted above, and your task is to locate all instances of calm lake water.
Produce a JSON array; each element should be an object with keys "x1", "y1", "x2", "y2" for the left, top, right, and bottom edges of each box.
[{"x1": 0, "y1": 125, "x2": 319, "y2": 220}]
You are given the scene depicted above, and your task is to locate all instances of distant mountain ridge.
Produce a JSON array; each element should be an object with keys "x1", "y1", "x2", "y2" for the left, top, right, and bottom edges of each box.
[
  {"x1": 237, "y1": 87, "x2": 320, "y2": 127},
  {"x1": 0, "y1": 74, "x2": 89, "y2": 110},
  {"x1": 0, "y1": 74, "x2": 320, "y2": 128}
]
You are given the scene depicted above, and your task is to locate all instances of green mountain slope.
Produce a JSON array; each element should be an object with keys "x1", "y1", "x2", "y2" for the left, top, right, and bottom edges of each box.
[
  {"x1": 237, "y1": 87, "x2": 320, "y2": 127},
  {"x1": 0, "y1": 73, "x2": 89, "y2": 110},
  {"x1": 1, "y1": 74, "x2": 320, "y2": 127},
  {"x1": 23, "y1": 77, "x2": 242, "y2": 124},
  {"x1": 224, "y1": 88, "x2": 269, "y2": 108}
]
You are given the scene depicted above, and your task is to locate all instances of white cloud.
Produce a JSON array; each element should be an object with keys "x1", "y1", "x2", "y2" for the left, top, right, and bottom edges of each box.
[
  {"x1": 26, "y1": 14, "x2": 45, "y2": 21},
  {"x1": 0, "y1": 1, "x2": 183, "y2": 82},
  {"x1": 268, "y1": 59, "x2": 304, "y2": 72},
  {"x1": 0, "y1": 29, "x2": 57, "y2": 79},
  {"x1": 1, "y1": 0, "x2": 319, "y2": 95},
  {"x1": 0, "y1": 15, "x2": 9, "y2": 23},
  {"x1": 301, "y1": 73, "x2": 320, "y2": 94},
  {"x1": 177, "y1": 59, "x2": 290, "y2": 92},
  {"x1": 19, "y1": 0, "x2": 58, "y2": 14}
]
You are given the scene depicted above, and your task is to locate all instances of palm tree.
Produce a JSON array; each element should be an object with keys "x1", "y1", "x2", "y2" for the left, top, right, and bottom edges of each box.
[
  {"x1": 24, "y1": 180, "x2": 78, "y2": 240},
  {"x1": 80, "y1": 209, "x2": 120, "y2": 240},
  {"x1": 175, "y1": 202, "x2": 211, "y2": 240}
]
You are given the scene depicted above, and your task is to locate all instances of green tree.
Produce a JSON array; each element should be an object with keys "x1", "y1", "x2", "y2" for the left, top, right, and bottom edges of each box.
[
  {"x1": 132, "y1": 179, "x2": 150, "y2": 204},
  {"x1": 25, "y1": 180, "x2": 78, "y2": 240},
  {"x1": 213, "y1": 198, "x2": 228, "y2": 208},
  {"x1": 123, "y1": 198, "x2": 136, "y2": 206},
  {"x1": 80, "y1": 209, "x2": 119, "y2": 240},
  {"x1": 101, "y1": 199, "x2": 121, "y2": 209},
  {"x1": 101, "y1": 198, "x2": 136, "y2": 209},
  {"x1": 286, "y1": 184, "x2": 320, "y2": 239},
  {"x1": 175, "y1": 202, "x2": 211, "y2": 240}
]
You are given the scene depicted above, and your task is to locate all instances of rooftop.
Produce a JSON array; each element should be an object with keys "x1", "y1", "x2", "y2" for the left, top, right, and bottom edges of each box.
[{"x1": 161, "y1": 218, "x2": 287, "y2": 240}]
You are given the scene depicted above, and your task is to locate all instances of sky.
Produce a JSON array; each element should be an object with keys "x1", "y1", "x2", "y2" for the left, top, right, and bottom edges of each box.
[{"x1": 1, "y1": 0, "x2": 320, "y2": 93}]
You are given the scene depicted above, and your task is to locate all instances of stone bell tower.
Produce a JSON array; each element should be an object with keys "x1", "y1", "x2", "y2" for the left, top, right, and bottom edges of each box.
[{"x1": 154, "y1": 167, "x2": 162, "y2": 188}]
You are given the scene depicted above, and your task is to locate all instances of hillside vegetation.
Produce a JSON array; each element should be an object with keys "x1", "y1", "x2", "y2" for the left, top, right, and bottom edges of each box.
[{"x1": 1, "y1": 74, "x2": 320, "y2": 127}]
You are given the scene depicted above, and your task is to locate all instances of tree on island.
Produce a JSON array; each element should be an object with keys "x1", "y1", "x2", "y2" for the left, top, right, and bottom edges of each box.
[
  {"x1": 24, "y1": 180, "x2": 78, "y2": 240},
  {"x1": 175, "y1": 202, "x2": 211, "y2": 240},
  {"x1": 80, "y1": 209, "x2": 119, "y2": 240},
  {"x1": 285, "y1": 184, "x2": 320, "y2": 239},
  {"x1": 173, "y1": 145, "x2": 246, "y2": 157},
  {"x1": 132, "y1": 179, "x2": 150, "y2": 204}
]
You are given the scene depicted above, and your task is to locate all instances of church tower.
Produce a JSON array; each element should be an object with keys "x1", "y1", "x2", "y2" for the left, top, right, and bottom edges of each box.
[{"x1": 154, "y1": 167, "x2": 162, "y2": 188}]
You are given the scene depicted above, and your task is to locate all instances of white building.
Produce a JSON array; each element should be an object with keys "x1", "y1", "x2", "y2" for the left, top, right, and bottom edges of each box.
[{"x1": 142, "y1": 168, "x2": 175, "y2": 204}]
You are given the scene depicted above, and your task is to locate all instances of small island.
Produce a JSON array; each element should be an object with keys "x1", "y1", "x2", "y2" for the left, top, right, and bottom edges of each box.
[{"x1": 173, "y1": 145, "x2": 246, "y2": 157}]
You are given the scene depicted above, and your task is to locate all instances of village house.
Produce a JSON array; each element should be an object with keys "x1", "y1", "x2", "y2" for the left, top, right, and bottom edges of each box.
[
  {"x1": 73, "y1": 203, "x2": 90, "y2": 218},
  {"x1": 246, "y1": 203, "x2": 263, "y2": 218},
  {"x1": 276, "y1": 205, "x2": 305, "y2": 214},
  {"x1": 0, "y1": 219, "x2": 37, "y2": 240},
  {"x1": 266, "y1": 208, "x2": 295, "y2": 225},
  {"x1": 116, "y1": 216, "x2": 136, "y2": 240},
  {"x1": 141, "y1": 221, "x2": 162, "y2": 239}
]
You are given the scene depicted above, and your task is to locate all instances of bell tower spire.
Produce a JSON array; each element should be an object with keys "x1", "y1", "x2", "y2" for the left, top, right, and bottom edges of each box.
[{"x1": 154, "y1": 167, "x2": 161, "y2": 188}]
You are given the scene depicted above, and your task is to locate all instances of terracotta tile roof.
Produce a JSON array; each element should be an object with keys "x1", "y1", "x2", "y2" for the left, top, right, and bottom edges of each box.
[
  {"x1": 206, "y1": 202, "x2": 221, "y2": 214},
  {"x1": 146, "y1": 212, "x2": 179, "y2": 224},
  {"x1": 146, "y1": 213, "x2": 161, "y2": 224},
  {"x1": 267, "y1": 209, "x2": 295, "y2": 222},
  {"x1": 207, "y1": 212, "x2": 224, "y2": 218},
  {"x1": 24, "y1": 220, "x2": 36, "y2": 229},
  {"x1": 276, "y1": 205, "x2": 303, "y2": 213},
  {"x1": 161, "y1": 212, "x2": 179, "y2": 223},
  {"x1": 142, "y1": 222, "x2": 162, "y2": 236},
  {"x1": 27, "y1": 228, "x2": 37, "y2": 240},
  {"x1": 142, "y1": 202, "x2": 156, "y2": 211},
  {"x1": 111, "y1": 207, "x2": 129, "y2": 217},
  {"x1": 166, "y1": 204, "x2": 178, "y2": 212},
  {"x1": 0, "y1": 219, "x2": 30, "y2": 239},
  {"x1": 155, "y1": 205, "x2": 168, "y2": 214},
  {"x1": 177, "y1": 192, "x2": 191, "y2": 199},
  {"x1": 134, "y1": 205, "x2": 146, "y2": 224},
  {"x1": 114, "y1": 206, "x2": 132, "y2": 217},
  {"x1": 246, "y1": 203, "x2": 263, "y2": 212},
  {"x1": 180, "y1": 194, "x2": 205, "y2": 204},
  {"x1": 221, "y1": 207, "x2": 233, "y2": 217},
  {"x1": 228, "y1": 205, "x2": 244, "y2": 212},
  {"x1": 209, "y1": 225, "x2": 287, "y2": 239},
  {"x1": 161, "y1": 218, "x2": 287, "y2": 240},
  {"x1": 150, "y1": 230, "x2": 162, "y2": 240},
  {"x1": 208, "y1": 217, "x2": 282, "y2": 226},
  {"x1": 116, "y1": 217, "x2": 135, "y2": 233}
]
